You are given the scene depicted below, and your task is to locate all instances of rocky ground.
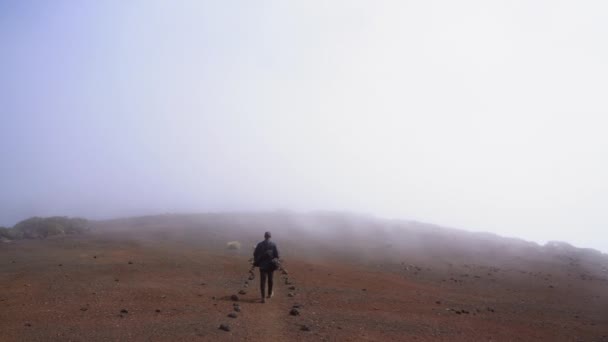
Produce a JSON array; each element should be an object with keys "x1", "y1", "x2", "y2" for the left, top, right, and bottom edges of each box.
[{"x1": 1, "y1": 213, "x2": 607, "y2": 341}]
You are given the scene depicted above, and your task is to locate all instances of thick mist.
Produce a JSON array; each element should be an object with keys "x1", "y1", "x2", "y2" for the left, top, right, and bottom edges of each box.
[{"x1": 1, "y1": 1, "x2": 607, "y2": 252}]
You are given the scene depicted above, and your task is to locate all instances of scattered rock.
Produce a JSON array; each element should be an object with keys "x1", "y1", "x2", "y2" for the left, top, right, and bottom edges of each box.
[
  {"x1": 155, "y1": 309, "x2": 161, "y2": 313},
  {"x1": 226, "y1": 241, "x2": 241, "y2": 250},
  {"x1": 219, "y1": 324, "x2": 231, "y2": 332},
  {"x1": 120, "y1": 309, "x2": 128, "y2": 314},
  {"x1": 24, "y1": 323, "x2": 31, "y2": 327},
  {"x1": 230, "y1": 295, "x2": 239, "y2": 301},
  {"x1": 128, "y1": 261, "x2": 133, "y2": 265},
  {"x1": 200, "y1": 282, "x2": 206, "y2": 286},
  {"x1": 227, "y1": 312, "x2": 237, "y2": 318},
  {"x1": 300, "y1": 325, "x2": 311, "y2": 331},
  {"x1": 288, "y1": 286, "x2": 296, "y2": 290},
  {"x1": 288, "y1": 292, "x2": 295, "y2": 297},
  {"x1": 58, "y1": 264, "x2": 63, "y2": 267},
  {"x1": 234, "y1": 306, "x2": 241, "y2": 312},
  {"x1": 80, "y1": 307, "x2": 88, "y2": 311},
  {"x1": 435, "y1": 301, "x2": 441, "y2": 305},
  {"x1": 238, "y1": 290, "x2": 246, "y2": 295},
  {"x1": 362, "y1": 288, "x2": 367, "y2": 291},
  {"x1": 289, "y1": 308, "x2": 300, "y2": 316},
  {"x1": 93, "y1": 256, "x2": 97, "y2": 259}
]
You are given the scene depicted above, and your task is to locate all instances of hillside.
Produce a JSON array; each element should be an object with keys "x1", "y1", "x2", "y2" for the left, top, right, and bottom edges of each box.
[{"x1": 1, "y1": 212, "x2": 607, "y2": 341}]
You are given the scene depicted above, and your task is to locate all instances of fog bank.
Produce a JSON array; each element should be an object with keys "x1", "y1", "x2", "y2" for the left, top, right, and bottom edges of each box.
[{"x1": 1, "y1": 1, "x2": 607, "y2": 252}]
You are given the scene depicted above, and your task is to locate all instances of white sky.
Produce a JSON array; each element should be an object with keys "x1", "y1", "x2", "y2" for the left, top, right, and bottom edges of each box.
[{"x1": 1, "y1": 0, "x2": 607, "y2": 251}]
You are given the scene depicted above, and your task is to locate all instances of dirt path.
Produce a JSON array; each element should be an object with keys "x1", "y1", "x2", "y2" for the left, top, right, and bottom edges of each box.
[{"x1": 219, "y1": 261, "x2": 310, "y2": 341}]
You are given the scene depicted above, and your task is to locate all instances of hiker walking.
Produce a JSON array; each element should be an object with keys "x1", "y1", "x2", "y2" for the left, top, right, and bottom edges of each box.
[{"x1": 253, "y1": 231, "x2": 280, "y2": 303}]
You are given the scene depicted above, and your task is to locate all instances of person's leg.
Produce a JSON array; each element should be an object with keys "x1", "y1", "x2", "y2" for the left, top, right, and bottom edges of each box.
[
  {"x1": 267, "y1": 270, "x2": 274, "y2": 298},
  {"x1": 259, "y1": 270, "x2": 267, "y2": 302}
]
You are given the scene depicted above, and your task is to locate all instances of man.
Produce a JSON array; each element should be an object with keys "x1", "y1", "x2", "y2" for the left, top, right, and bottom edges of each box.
[{"x1": 253, "y1": 231, "x2": 279, "y2": 303}]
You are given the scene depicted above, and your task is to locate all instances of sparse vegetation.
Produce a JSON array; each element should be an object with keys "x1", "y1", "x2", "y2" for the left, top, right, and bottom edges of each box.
[
  {"x1": 0, "y1": 226, "x2": 15, "y2": 240},
  {"x1": 5, "y1": 216, "x2": 89, "y2": 240}
]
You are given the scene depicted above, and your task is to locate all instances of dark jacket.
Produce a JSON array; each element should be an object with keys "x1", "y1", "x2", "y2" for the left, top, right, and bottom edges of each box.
[{"x1": 253, "y1": 239, "x2": 279, "y2": 271}]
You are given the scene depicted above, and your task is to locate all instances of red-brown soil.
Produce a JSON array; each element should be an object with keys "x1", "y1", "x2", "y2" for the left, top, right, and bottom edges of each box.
[{"x1": 1, "y1": 213, "x2": 607, "y2": 341}]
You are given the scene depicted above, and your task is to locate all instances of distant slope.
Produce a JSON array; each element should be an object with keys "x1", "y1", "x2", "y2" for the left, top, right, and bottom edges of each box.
[{"x1": 91, "y1": 211, "x2": 608, "y2": 277}]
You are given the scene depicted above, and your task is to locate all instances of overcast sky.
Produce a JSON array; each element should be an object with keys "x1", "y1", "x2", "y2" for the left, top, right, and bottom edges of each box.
[{"x1": 1, "y1": 0, "x2": 607, "y2": 251}]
